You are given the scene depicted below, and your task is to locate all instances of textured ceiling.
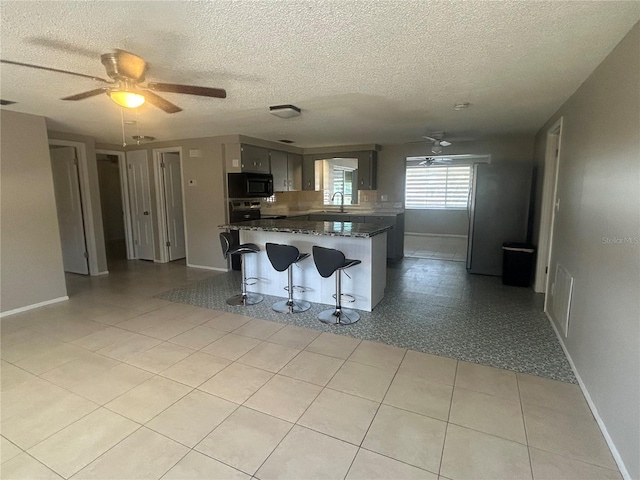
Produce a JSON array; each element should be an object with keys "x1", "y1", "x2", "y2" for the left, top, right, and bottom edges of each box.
[{"x1": 1, "y1": 1, "x2": 638, "y2": 147}]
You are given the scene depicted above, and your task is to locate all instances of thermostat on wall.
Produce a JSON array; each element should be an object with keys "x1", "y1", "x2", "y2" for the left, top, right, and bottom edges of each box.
[{"x1": 189, "y1": 149, "x2": 201, "y2": 158}]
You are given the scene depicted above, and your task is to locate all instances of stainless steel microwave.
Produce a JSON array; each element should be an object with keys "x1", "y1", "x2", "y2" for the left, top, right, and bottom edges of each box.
[{"x1": 227, "y1": 173, "x2": 274, "y2": 198}]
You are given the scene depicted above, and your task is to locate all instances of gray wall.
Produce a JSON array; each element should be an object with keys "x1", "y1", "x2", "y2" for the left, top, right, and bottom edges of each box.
[
  {"x1": 126, "y1": 136, "x2": 236, "y2": 270},
  {"x1": 533, "y1": 23, "x2": 639, "y2": 479},
  {"x1": 405, "y1": 210, "x2": 469, "y2": 236},
  {"x1": 378, "y1": 135, "x2": 534, "y2": 235},
  {"x1": 1, "y1": 111, "x2": 67, "y2": 313}
]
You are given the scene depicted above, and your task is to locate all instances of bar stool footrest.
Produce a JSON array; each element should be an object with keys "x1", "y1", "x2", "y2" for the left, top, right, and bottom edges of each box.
[
  {"x1": 243, "y1": 277, "x2": 259, "y2": 287},
  {"x1": 331, "y1": 293, "x2": 356, "y2": 303}
]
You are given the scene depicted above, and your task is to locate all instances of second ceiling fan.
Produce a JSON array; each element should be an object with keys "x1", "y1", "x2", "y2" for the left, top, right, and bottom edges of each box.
[{"x1": 1, "y1": 49, "x2": 227, "y2": 113}]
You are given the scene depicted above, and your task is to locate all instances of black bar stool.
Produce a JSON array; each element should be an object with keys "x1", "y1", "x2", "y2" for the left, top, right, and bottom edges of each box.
[
  {"x1": 220, "y1": 232, "x2": 263, "y2": 306},
  {"x1": 312, "y1": 246, "x2": 361, "y2": 325},
  {"x1": 266, "y1": 243, "x2": 311, "y2": 314}
]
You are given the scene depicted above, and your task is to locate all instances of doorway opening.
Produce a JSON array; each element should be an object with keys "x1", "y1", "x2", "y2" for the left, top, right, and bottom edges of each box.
[
  {"x1": 154, "y1": 148, "x2": 187, "y2": 263},
  {"x1": 96, "y1": 152, "x2": 128, "y2": 265}
]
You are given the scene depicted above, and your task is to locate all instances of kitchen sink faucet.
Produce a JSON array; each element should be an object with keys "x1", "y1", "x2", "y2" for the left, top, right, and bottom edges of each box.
[{"x1": 331, "y1": 191, "x2": 345, "y2": 213}]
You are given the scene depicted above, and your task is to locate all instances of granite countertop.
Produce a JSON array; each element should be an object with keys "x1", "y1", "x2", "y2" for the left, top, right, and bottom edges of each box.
[
  {"x1": 219, "y1": 219, "x2": 394, "y2": 238},
  {"x1": 269, "y1": 209, "x2": 404, "y2": 217}
]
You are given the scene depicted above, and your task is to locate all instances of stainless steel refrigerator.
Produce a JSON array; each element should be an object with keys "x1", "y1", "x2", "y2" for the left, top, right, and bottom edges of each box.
[{"x1": 466, "y1": 163, "x2": 532, "y2": 275}]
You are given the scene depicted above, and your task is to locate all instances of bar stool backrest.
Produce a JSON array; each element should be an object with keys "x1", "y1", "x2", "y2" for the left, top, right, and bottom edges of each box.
[
  {"x1": 219, "y1": 232, "x2": 236, "y2": 259},
  {"x1": 266, "y1": 243, "x2": 300, "y2": 272},
  {"x1": 313, "y1": 246, "x2": 346, "y2": 278}
]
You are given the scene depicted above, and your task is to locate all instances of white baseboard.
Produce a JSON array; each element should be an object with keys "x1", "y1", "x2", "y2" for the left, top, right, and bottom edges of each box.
[
  {"x1": 0, "y1": 296, "x2": 69, "y2": 318},
  {"x1": 545, "y1": 311, "x2": 630, "y2": 480},
  {"x1": 405, "y1": 232, "x2": 467, "y2": 239},
  {"x1": 186, "y1": 263, "x2": 229, "y2": 272}
]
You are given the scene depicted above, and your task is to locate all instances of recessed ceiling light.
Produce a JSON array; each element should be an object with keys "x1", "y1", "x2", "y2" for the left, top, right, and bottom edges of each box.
[
  {"x1": 278, "y1": 139, "x2": 295, "y2": 144},
  {"x1": 269, "y1": 104, "x2": 301, "y2": 118},
  {"x1": 132, "y1": 135, "x2": 155, "y2": 142},
  {"x1": 454, "y1": 103, "x2": 470, "y2": 111}
]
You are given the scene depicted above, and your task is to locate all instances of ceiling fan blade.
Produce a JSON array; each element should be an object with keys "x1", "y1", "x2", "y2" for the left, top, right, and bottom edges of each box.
[
  {"x1": 147, "y1": 82, "x2": 227, "y2": 98},
  {"x1": 1, "y1": 59, "x2": 109, "y2": 82},
  {"x1": 142, "y1": 90, "x2": 182, "y2": 113},
  {"x1": 440, "y1": 140, "x2": 452, "y2": 147},
  {"x1": 422, "y1": 136, "x2": 437, "y2": 143},
  {"x1": 61, "y1": 88, "x2": 108, "y2": 101}
]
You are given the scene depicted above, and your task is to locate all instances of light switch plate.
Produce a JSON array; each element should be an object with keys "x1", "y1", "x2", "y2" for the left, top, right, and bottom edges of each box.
[{"x1": 232, "y1": 158, "x2": 239, "y2": 167}]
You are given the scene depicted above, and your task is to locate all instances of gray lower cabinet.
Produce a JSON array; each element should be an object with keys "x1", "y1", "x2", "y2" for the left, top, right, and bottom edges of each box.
[{"x1": 365, "y1": 213, "x2": 404, "y2": 261}]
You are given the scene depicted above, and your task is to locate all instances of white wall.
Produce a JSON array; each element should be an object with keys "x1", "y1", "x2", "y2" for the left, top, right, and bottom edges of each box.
[
  {"x1": 533, "y1": 23, "x2": 639, "y2": 479},
  {"x1": 378, "y1": 135, "x2": 534, "y2": 235},
  {"x1": 1, "y1": 111, "x2": 67, "y2": 313}
]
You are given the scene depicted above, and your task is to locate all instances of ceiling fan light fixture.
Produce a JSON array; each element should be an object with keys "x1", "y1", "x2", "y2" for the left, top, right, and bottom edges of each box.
[
  {"x1": 269, "y1": 104, "x2": 301, "y2": 118},
  {"x1": 109, "y1": 89, "x2": 145, "y2": 108},
  {"x1": 431, "y1": 140, "x2": 443, "y2": 154}
]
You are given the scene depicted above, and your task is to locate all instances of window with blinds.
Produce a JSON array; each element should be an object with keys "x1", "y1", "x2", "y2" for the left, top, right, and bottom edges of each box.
[{"x1": 405, "y1": 164, "x2": 472, "y2": 209}]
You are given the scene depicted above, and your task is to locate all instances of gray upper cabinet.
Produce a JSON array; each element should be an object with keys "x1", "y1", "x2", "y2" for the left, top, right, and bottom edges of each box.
[
  {"x1": 287, "y1": 153, "x2": 303, "y2": 191},
  {"x1": 241, "y1": 144, "x2": 270, "y2": 173},
  {"x1": 270, "y1": 150, "x2": 289, "y2": 191},
  {"x1": 302, "y1": 154, "x2": 317, "y2": 190},
  {"x1": 357, "y1": 151, "x2": 377, "y2": 190},
  {"x1": 272, "y1": 150, "x2": 302, "y2": 192}
]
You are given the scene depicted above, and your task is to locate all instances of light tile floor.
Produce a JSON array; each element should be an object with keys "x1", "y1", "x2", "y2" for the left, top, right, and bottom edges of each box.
[
  {"x1": 404, "y1": 234, "x2": 468, "y2": 262},
  {"x1": 0, "y1": 261, "x2": 622, "y2": 480}
]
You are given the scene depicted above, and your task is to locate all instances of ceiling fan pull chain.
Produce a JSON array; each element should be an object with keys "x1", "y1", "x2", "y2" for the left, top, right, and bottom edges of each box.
[
  {"x1": 136, "y1": 109, "x2": 141, "y2": 145},
  {"x1": 120, "y1": 108, "x2": 127, "y2": 147}
]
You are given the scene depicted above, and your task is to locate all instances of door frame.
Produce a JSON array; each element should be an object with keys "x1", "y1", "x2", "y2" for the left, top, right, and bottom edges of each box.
[
  {"x1": 534, "y1": 117, "x2": 564, "y2": 296},
  {"x1": 152, "y1": 147, "x2": 188, "y2": 263},
  {"x1": 49, "y1": 139, "x2": 102, "y2": 276},
  {"x1": 96, "y1": 149, "x2": 136, "y2": 260}
]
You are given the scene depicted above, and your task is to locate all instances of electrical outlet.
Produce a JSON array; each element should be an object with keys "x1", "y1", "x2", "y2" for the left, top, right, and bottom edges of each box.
[
  {"x1": 363, "y1": 195, "x2": 369, "y2": 202},
  {"x1": 381, "y1": 195, "x2": 388, "y2": 201}
]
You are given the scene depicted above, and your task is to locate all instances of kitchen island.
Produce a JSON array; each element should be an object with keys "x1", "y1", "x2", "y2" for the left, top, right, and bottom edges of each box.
[{"x1": 219, "y1": 219, "x2": 393, "y2": 311}]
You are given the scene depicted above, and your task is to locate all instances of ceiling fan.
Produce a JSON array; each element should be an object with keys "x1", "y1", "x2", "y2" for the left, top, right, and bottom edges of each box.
[
  {"x1": 419, "y1": 157, "x2": 454, "y2": 167},
  {"x1": 421, "y1": 134, "x2": 452, "y2": 154},
  {"x1": 0, "y1": 49, "x2": 227, "y2": 113}
]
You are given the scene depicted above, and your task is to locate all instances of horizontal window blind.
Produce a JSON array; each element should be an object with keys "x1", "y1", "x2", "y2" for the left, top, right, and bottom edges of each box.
[{"x1": 405, "y1": 165, "x2": 472, "y2": 209}]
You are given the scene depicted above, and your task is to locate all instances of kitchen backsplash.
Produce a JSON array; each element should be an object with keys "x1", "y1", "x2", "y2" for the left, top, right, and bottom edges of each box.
[{"x1": 261, "y1": 190, "x2": 403, "y2": 214}]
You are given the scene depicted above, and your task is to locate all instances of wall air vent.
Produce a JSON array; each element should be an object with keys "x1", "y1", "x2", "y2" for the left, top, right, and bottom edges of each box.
[
  {"x1": 552, "y1": 264, "x2": 574, "y2": 337},
  {"x1": 278, "y1": 139, "x2": 295, "y2": 144}
]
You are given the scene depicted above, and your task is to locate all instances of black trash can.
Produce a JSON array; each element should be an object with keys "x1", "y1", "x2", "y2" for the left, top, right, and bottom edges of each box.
[{"x1": 502, "y1": 243, "x2": 536, "y2": 287}]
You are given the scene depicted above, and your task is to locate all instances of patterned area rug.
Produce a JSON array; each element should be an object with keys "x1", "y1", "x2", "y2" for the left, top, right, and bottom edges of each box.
[{"x1": 157, "y1": 267, "x2": 576, "y2": 383}]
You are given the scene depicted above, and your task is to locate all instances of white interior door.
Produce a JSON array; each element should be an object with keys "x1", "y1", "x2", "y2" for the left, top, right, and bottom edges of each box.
[
  {"x1": 50, "y1": 146, "x2": 89, "y2": 274},
  {"x1": 161, "y1": 153, "x2": 186, "y2": 261},
  {"x1": 126, "y1": 150, "x2": 154, "y2": 260}
]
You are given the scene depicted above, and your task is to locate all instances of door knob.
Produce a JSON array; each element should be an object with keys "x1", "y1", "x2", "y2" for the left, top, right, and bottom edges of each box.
[{"x1": 143, "y1": 211, "x2": 149, "y2": 215}]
